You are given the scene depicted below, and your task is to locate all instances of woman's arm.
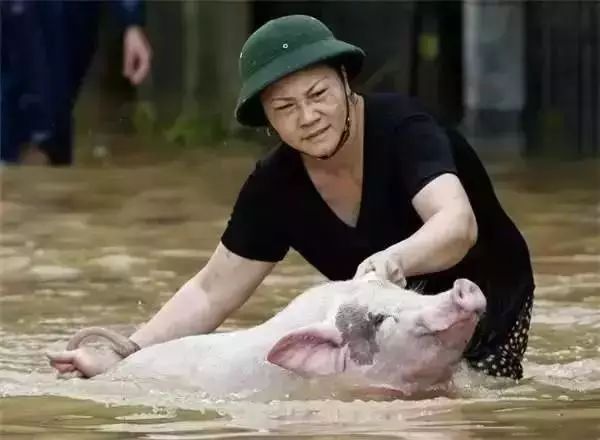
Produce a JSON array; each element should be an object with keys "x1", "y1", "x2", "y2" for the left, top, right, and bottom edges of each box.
[
  {"x1": 48, "y1": 242, "x2": 275, "y2": 377},
  {"x1": 392, "y1": 173, "x2": 477, "y2": 276},
  {"x1": 355, "y1": 173, "x2": 477, "y2": 282},
  {"x1": 130, "y1": 242, "x2": 275, "y2": 347}
]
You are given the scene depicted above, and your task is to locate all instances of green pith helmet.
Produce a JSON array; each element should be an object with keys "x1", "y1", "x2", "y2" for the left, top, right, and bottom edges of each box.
[{"x1": 235, "y1": 15, "x2": 366, "y2": 127}]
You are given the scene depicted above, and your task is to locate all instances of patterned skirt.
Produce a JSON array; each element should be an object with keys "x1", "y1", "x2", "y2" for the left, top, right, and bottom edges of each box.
[{"x1": 466, "y1": 294, "x2": 534, "y2": 380}]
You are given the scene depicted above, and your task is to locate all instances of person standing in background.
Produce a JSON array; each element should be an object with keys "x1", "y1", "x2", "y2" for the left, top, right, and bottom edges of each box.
[{"x1": 0, "y1": 0, "x2": 152, "y2": 166}]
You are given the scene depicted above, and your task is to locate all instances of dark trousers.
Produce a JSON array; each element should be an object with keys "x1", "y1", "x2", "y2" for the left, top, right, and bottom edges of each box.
[{"x1": 1, "y1": 0, "x2": 100, "y2": 165}]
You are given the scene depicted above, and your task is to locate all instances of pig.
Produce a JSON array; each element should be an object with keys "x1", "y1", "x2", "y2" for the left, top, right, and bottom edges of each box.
[{"x1": 57, "y1": 276, "x2": 486, "y2": 400}]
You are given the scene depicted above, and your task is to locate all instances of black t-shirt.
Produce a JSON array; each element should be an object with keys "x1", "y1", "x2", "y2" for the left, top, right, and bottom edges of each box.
[{"x1": 221, "y1": 93, "x2": 534, "y2": 356}]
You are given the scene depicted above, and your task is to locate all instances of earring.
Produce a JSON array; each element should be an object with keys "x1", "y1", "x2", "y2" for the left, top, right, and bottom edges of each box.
[{"x1": 266, "y1": 126, "x2": 273, "y2": 137}]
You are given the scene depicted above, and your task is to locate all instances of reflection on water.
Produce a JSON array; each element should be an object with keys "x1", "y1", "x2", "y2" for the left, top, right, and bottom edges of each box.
[{"x1": 1, "y1": 148, "x2": 599, "y2": 439}]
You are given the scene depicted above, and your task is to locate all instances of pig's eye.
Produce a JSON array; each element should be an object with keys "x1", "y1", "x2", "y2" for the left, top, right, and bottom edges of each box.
[{"x1": 368, "y1": 312, "x2": 387, "y2": 329}]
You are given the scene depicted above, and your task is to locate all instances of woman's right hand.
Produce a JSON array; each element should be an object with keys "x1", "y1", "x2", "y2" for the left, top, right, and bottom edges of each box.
[{"x1": 46, "y1": 346, "x2": 123, "y2": 378}]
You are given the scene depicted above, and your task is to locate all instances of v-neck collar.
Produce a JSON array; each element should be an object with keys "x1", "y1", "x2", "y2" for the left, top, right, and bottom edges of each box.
[{"x1": 292, "y1": 95, "x2": 370, "y2": 232}]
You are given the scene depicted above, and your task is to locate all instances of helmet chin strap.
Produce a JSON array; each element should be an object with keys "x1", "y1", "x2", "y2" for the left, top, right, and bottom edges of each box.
[{"x1": 311, "y1": 75, "x2": 352, "y2": 161}]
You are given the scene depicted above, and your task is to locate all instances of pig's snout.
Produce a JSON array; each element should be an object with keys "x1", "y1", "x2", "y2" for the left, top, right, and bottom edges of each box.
[{"x1": 451, "y1": 279, "x2": 486, "y2": 317}]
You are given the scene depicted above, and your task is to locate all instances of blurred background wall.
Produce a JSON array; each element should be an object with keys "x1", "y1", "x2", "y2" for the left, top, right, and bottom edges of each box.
[{"x1": 78, "y1": 0, "x2": 599, "y2": 157}]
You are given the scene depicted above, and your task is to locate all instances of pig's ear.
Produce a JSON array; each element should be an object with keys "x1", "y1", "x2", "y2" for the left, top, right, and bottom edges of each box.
[{"x1": 266, "y1": 323, "x2": 348, "y2": 377}]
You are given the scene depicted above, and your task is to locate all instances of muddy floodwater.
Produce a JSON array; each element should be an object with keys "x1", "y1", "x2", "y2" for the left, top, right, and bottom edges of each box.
[{"x1": 1, "y1": 146, "x2": 599, "y2": 439}]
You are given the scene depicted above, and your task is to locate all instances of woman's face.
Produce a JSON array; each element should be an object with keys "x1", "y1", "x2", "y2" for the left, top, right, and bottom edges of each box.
[{"x1": 261, "y1": 64, "x2": 348, "y2": 158}]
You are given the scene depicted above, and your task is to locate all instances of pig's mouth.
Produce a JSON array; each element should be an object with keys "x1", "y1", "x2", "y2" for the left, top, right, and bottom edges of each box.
[
  {"x1": 430, "y1": 314, "x2": 479, "y2": 348},
  {"x1": 355, "y1": 377, "x2": 455, "y2": 400}
]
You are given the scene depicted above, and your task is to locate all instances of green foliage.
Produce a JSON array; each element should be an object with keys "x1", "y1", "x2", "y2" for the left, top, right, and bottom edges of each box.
[
  {"x1": 131, "y1": 101, "x2": 228, "y2": 148},
  {"x1": 132, "y1": 100, "x2": 158, "y2": 136},
  {"x1": 164, "y1": 111, "x2": 228, "y2": 147}
]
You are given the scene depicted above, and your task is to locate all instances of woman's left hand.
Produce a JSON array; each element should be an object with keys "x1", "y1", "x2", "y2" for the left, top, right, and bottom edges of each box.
[{"x1": 354, "y1": 249, "x2": 407, "y2": 287}]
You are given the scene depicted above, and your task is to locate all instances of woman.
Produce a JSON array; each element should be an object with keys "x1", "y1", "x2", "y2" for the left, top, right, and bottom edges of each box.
[{"x1": 48, "y1": 15, "x2": 534, "y2": 380}]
